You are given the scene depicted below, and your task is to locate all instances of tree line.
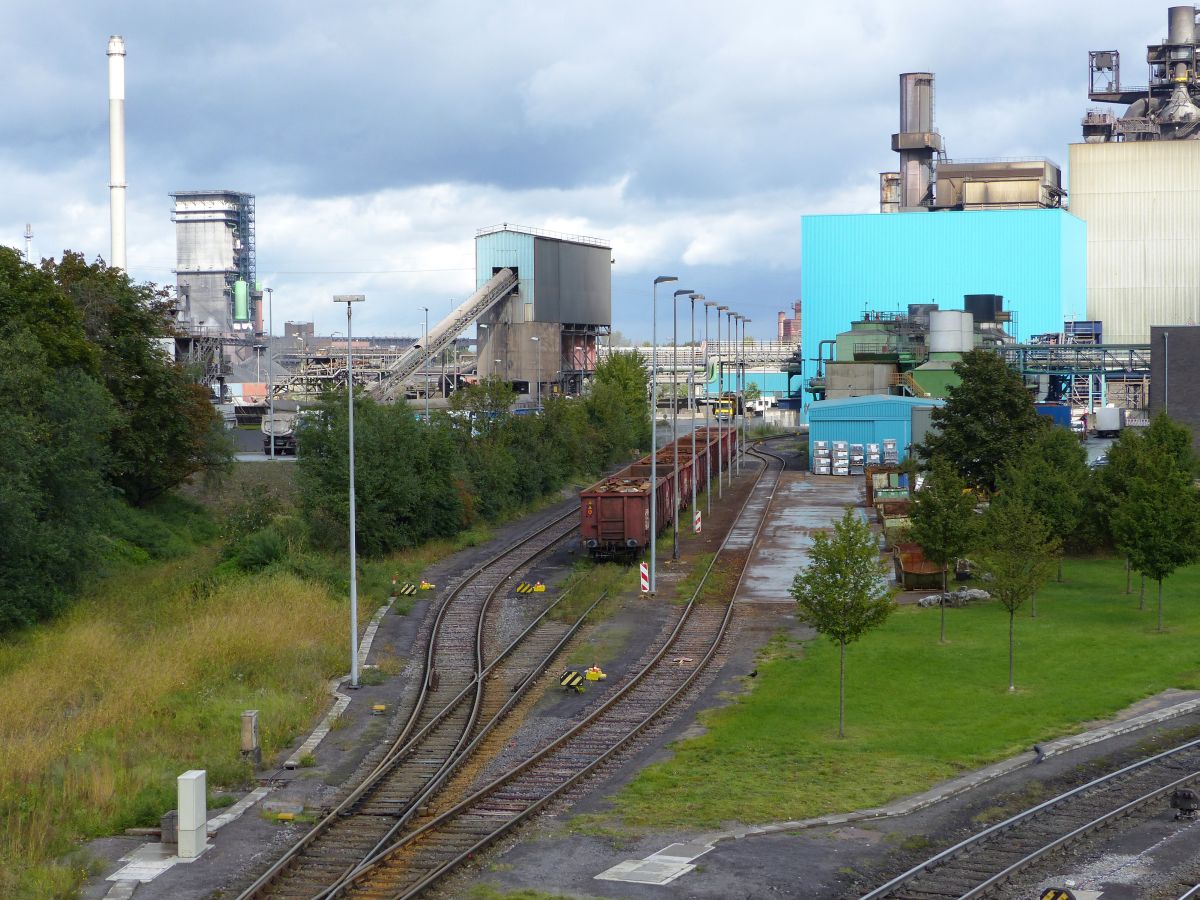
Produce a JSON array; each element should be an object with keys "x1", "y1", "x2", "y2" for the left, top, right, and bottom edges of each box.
[
  {"x1": 293, "y1": 352, "x2": 650, "y2": 556},
  {"x1": 0, "y1": 248, "x2": 229, "y2": 632},
  {"x1": 793, "y1": 349, "x2": 1200, "y2": 732}
]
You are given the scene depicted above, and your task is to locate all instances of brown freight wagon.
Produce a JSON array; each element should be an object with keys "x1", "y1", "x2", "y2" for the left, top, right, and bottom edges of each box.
[{"x1": 580, "y1": 427, "x2": 734, "y2": 559}]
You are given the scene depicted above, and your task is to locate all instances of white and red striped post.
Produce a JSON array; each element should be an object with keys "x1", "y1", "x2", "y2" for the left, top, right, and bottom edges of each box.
[
  {"x1": 640, "y1": 562, "x2": 650, "y2": 594},
  {"x1": 693, "y1": 509, "x2": 702, "y2": 534}
]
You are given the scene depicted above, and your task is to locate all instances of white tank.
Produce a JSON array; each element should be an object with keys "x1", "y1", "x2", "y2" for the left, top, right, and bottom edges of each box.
[
  {"x1": 959, "y1": 311, "x2": 975, "y2": 351},
  {"x1": 929, "y1": 310, "x2": 961, "y2": 353}
]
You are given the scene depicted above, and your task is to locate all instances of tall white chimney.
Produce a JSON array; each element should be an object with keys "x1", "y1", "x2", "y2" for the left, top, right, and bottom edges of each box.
[
  {"x1": 24, "y1": 223, "x2": 32, "y2": 263},
  {"x1": 107, "y1": 35, "x2": 126, "y2": 271}
]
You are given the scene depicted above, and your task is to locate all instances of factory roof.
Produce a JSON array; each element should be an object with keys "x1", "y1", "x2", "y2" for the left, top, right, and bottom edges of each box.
[{"x1": 808, "y1": 394, "x2": 945, "y2": 420}]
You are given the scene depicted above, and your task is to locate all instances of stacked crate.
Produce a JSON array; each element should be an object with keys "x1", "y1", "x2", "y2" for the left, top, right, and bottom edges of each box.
[
  {"x1": 812, "y1": 440, "x2": 831, "y2": 475},
  {"x1": 849, "y1": 443, "x2": 865, "y2": 476},
  {"x1": 883, "y1": 438, "x2": 899, "y2": 466},
  {"x1": 832, "y1": 441, "x2": 850, "y2": 476},
  {"x1": 866, "y1": 443, "x2": 881, "y2": 467}
]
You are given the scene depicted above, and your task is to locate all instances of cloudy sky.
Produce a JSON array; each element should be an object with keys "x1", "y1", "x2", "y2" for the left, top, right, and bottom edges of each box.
[{"x1": 1, "y1": 1, "x2": 1159, "y2": 339}]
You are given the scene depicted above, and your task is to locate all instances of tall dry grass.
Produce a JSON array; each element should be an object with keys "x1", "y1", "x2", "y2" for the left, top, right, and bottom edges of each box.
[{"x1": 0, "y1": 551, "x2": 345, "y2": 897}]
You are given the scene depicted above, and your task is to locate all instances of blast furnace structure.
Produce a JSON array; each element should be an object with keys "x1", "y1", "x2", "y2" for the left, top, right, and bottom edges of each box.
[{"x1": 1071, "y1": 4, "x2": 1200, "y2": 344}]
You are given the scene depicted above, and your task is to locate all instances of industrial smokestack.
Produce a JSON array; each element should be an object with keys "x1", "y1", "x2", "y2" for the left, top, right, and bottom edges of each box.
[
  {"x1": 24, "y1": 224, "x2": 32, "y2": 263},
  {"x1": 892, "y1": 72, "x2": 942, "y2": 210},
  {"x1": 107, "y1": 35, "x2": 126, "y2": 271},
  {"x1": 1168, "y1": 6, "x2": 1197, "y2": 45}
]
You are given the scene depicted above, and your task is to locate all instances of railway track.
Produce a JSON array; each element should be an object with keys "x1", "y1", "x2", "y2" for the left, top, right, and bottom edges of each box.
[
  {"x1": 315, "y1": 443, "x2": 788, "y2": 899},
  {"x1": 239, "y1": 509, "x2": 587, "y2": 899},
  {"x1": 861, "y1": 735, "x2": 1200, "y2": 899}
]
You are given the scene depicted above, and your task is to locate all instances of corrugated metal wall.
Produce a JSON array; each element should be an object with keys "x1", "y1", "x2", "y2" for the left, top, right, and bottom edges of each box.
[
  {"x1": 808, "y1": 396, "x2": 944, "y2": 466},
  {"x1": 476, "y1": 230, "x2": 535, "y2": 313},
  {"x1": 1069, "y1": 141, "x2": 1200, "y2": 344},
  {"x1": 800, "y1": 209, "x2": 1085, "y2": 378}
]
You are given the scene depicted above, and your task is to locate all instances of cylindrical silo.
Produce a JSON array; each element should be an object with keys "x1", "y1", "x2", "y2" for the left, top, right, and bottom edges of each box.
[
  {"x1": 958, "y1": 311, "x2": 975, "y2": 350},
  {"x1": 1169, "y1": 6, "x2": 1196, "y2": 44},
  {"x1": 929, "y1": 310, "x2": 959, "y2": 353}
]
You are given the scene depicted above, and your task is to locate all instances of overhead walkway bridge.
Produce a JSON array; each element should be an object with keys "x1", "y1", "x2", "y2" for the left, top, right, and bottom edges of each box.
[{"x1": 367, "y1": 268, "x2": 518, "y2": 402}]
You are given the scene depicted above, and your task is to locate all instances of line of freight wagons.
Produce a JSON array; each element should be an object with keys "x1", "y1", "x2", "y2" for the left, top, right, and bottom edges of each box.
[{"x1": 579, "y1": 427, "x2": 736, "y2": 559}]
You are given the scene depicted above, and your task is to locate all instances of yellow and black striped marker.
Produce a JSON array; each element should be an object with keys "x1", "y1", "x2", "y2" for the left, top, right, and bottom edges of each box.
[
  {"x1": 1040, "y1": 890, "x2": 1075, "y2": 900},
  {"x1": 517, "y1": 582, "x2": 534, "y2": 594},
  {"x1": 559, "y1": 670, "x2": 585, "y2": 693},
  {"x1": 397, "y1": 583, "x2": 418, "y2": 596}
]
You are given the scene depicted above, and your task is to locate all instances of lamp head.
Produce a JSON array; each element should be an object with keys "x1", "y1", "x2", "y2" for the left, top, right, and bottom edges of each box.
[
  {"x1": 704, "y1": 300, "x2": 718, "y2": 308},
  {"x1": 673, "y1": 288, "x2": 693, "y2": 298},
  {"x1": 332, "y1": 294, "x2": 366, "y2": 304},
  {"x1": 689, "y1": 293, "x2": 704, "y2": 301},
  {"x1": 654, "y1": 275, "x2": 678, "y2": 285}
]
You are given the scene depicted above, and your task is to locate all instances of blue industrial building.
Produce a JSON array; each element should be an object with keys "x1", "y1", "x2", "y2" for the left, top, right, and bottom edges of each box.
[
  {"x1": 800, "y1": 209, "x2": 1087, "y2": 379},
  {"x1": 808, "y1": 395, "x2": 945, "y2": 467}
]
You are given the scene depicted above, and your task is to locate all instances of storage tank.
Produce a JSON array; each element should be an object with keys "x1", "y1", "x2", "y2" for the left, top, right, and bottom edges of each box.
[
  {"x1": 929, "y1": 310, "x2": 959, "y2": 353},
  {"x1": 233, "y1": 279, "x2": 250, "y2": 322},
  {"x1": 930, "y1": 310, "x2": 972, "y2": 353}
]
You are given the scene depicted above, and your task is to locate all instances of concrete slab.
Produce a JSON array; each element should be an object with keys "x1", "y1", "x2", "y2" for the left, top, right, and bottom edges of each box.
[
  {"x1": 735, "y1": 473, "x2": 864, "y2": 604},
  {"x1": 595, "y1": 840, "x2": 713, "y2": 885}
]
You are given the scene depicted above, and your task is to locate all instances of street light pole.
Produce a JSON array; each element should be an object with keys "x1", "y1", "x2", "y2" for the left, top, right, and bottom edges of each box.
[
  {"x1": 421, "y1": 306, "x2": 430, "y2": 422},
  {"x1": 704, "y1": 300, "x2": 718, "y2": 510},
  {"x1": 649, "y1": 275, "x2": 677, "y2": 594},
  {"x1": 729, "y1": 314, "x2": 739, "y2": 475},
  {"x1": 671, "y1": 288, "x2": 692, "y2": 560},
  {"x1": 333, "y1": 293, "x2": 366, "y2": 688},
  {"x1": 742, "y1": 318, "x2": 752, "y2": 468},
  {"x1": 266, "y1": 287, "x2": 275, "y2": 459},
  {"x1": 531, "y1": 335, "x2": 540, "y2": 406},
  {"x1": 688, "y1": 294, "x2": 703, "y2": 523},
  {"x1": 717, "y1": 306, "x2": 730, "y2": 489}
]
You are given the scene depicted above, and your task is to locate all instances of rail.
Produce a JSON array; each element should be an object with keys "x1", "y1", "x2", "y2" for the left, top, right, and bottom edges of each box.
[
  {"x1": 860, "y1": 734, "x2": 1200, "y2": 899},
  {"x1": 323, "y1": 444, "x2": 788, "y2": 898},
  {"x1": 237, "y1": 506, "x2": 580, "y2": 899}
]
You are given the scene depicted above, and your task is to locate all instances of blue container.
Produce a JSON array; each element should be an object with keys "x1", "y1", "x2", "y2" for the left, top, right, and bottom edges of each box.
[
  {"x1": 808, "y1": 395, "x2": 945, "y2": 468},
  {"x1": 1034, "y1": 403, "x2": 1072, "y2": 428}
]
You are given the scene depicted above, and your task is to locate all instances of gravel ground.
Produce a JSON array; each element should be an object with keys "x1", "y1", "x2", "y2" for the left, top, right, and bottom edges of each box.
[{"x1": 83, "y1": 445, "x2": 1200, "y2": 900}]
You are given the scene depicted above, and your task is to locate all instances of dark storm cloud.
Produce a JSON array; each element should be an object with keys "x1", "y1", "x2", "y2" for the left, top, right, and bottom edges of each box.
[{"x1": 0, "y1": 0, "x2": 1171, "y2": 337}]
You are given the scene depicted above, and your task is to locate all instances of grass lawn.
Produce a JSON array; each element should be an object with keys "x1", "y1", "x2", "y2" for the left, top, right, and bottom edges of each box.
[{"x1": 601, "y1": 556, "x2": 1200, "y2": 829}]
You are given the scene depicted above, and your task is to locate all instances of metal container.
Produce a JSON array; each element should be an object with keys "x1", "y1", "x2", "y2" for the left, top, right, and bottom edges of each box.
[
  {"x1": 1095, "y1": 406, "x2": 1124, "y2": 436},
  {"x1": 930, "y1": 310, "x2": 966, "y2": 353},
  {"x1": 959, "y1": 310, "x2": 975, "y2": 350}
]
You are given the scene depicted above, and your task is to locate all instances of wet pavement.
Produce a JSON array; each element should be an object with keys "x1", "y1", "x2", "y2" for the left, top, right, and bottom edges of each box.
[{"x1": 734, "y1": 473, "x2": 864, "y2": 604}]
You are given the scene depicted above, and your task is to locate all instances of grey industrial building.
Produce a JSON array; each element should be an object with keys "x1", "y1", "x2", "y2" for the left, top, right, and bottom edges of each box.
[
  {"x1": 171, "y1": 190, "x2": 259, "y2": 334},
  {"x1": 473, "y1": 224, "x2": 612, "y2": 396},
  {"x1": 1071, "y1": 5, "x2": 1200, "y2": 344}
]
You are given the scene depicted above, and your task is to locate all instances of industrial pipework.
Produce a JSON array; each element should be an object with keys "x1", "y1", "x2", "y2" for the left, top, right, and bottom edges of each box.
[
  {"x1": 1084, "y1": 5, "x2": 1200, "y2": 141},
  {"x1": 107, "y1": 35, "x2": 127, "y2": 270}
]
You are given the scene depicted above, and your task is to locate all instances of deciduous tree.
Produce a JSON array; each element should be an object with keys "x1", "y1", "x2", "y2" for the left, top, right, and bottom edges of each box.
[
  {"x1": 917, "y1": 349, "x2": 1046, "y2": 492},
  {"x1": 976, "y1": 496, "x2": 1058, "y2": 692},
  {"x1": 908, "y1": 458, "x2": 977, "y2": 642},
  {"x1": 1111, "y1": 443, "x2": 1200, "y2": 632},
  {"x1": 790, "y1": 509, "x2": 893, "y2": 737},
  {"x1": 999, "y1": 427, "x2": 1089, "y2": 585}
]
